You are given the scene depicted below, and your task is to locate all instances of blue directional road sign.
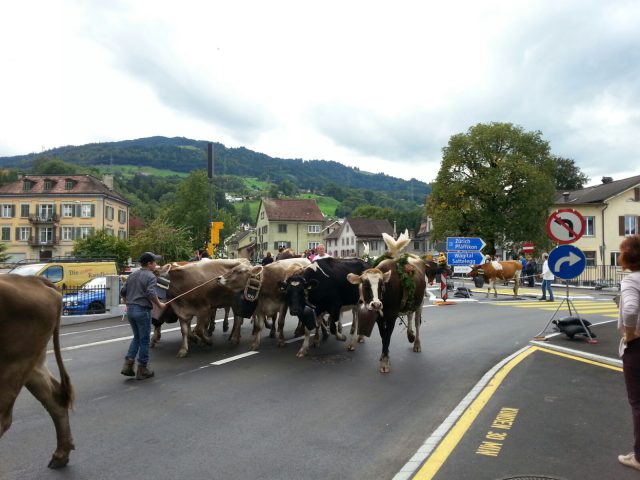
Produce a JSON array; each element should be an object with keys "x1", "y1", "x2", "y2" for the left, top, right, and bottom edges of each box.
[
  {"x1": 447, "y1": 237, "x2": 487, "y2": 252},
  {"x1": 548, "y1": 245, "x2": 586, "y2": 280},
  {"x1": 447, "y1": 251, "x2": 485, "y2": 266}
]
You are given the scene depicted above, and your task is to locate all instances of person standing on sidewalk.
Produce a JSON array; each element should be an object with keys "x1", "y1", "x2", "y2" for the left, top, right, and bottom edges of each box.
[
  {"x1": 538, "y1": 252, "x2": 554, "y2": 302},
  {"x1": 120, "y1": 252, "x2": 166, "y2": 380},
  {"x1": 617, "y1": 234, "x2": 640, "y2": 471}
]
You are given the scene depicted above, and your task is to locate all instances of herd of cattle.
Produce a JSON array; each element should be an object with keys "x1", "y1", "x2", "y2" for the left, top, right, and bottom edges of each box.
[{"x1": 0, "y1": 231, "x2": 524, "y2": 469}]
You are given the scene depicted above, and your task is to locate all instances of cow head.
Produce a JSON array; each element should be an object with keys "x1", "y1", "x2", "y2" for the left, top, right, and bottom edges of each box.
[
  {"x1": 347, "y1": 268, "x2": 392, "y2": 313},
  {"x1": 466, "y1": 265, "x2": 486, "y2": 288},
  {"x1": 277, "y1": 275, "x2": 319, "y2": 316},
  {"x1": 216, "y1": 263, "x2": 255, "y2": 292}
]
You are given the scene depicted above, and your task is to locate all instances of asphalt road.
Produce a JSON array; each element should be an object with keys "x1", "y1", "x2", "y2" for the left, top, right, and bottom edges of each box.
[{"x1": 0, "y1": 282, "x2": 623, "y2": 480}]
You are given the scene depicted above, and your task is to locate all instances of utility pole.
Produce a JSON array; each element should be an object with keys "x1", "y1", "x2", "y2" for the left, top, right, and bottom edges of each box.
[{"x1": 207, "y1": 142, "x2": 223, "y2": 257}]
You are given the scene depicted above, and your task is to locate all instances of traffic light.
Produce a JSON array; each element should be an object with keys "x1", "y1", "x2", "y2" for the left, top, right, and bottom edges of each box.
[{"x1": 210, "y1": 221, "x2": 224, "y2": 245}]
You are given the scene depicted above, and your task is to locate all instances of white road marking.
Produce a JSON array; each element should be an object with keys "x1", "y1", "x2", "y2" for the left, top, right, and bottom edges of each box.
[{"x1": 211, "y1": 351, "x2": 259, "y2": 365}]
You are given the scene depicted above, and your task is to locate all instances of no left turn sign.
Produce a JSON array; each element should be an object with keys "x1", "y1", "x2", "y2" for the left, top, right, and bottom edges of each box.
[{"x1": 546, "y1": 208, "x2": 586, "y2": 244}]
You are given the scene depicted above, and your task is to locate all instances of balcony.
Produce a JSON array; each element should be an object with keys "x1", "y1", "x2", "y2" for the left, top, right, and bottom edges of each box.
[
  {"x1": 28, "y1": 235, "x2": 59, "y2": 247},
  {"x1": 28, "y1": 213, "x2": 59, "y2": 224}
]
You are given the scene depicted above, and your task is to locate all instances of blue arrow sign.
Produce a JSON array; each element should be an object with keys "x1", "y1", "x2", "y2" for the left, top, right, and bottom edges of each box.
[
  {"x1": 548, "y1": 245, "x2": 586, "y2": 280},
  {"x1": 447, "y1": 237, "x2": 486, "y2": 252},
  {"x1": 447, "y1": 251, "x2": 485, "y2": 266}
]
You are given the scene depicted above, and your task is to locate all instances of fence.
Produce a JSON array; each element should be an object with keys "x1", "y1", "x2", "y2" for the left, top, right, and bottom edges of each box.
[{"x1": 61, "y1": 284, "x2": 110, "y2": 315}]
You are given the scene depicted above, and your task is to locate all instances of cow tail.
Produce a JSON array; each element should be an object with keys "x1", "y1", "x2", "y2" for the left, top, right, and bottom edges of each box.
[{"x1": 53, "y1": 303, "x2": 75, "y2": 409}]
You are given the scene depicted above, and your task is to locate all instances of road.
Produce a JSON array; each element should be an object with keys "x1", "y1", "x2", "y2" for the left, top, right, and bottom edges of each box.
[{"x1": 0, "y1": 283, "x2": 622, "y2": 480}]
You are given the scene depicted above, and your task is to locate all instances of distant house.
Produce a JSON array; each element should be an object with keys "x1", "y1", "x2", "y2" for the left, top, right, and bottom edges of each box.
[
  {"x1": 0, "y1": 174, "x2": 131, "y2": 262},
  {"x1": 225, "y1": 228, "x2": 256, "y2": 260},
  {"x1": 551, "y1": 174, "x2": 640, "y2": 269},
  {"x1": 255, "y1": 198, "x2": 325, "y2": 258},
  {"x1": 332, "y1": 217, "x2": 394, "y2": 258}
]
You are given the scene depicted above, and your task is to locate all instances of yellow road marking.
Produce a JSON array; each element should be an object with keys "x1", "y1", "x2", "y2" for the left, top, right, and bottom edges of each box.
[{"x1": 412, "y1": 346, "x2": 619, "y2": 479}]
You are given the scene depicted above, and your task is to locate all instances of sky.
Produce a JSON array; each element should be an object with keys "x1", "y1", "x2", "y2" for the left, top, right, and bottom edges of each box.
[{"x1": 1, "y1": 1, "x2": 639, "y2": 186}]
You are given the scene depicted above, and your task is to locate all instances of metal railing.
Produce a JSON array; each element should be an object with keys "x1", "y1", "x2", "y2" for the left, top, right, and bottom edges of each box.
[
  {"x1": 28, "y1": 213, "x2": 59, "y2": 224},
  {"x1": 61, "y1": 285, "x2": 109, "y2": 315}
]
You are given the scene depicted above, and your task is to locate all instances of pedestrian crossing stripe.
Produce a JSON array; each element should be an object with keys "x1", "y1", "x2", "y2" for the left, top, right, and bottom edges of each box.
[
  {"x1": 470, "y1": 287, "x2": 593, "y2": 299},
  {"x1": 489, "y1": 300, "x2": 619, "y2": 317}
]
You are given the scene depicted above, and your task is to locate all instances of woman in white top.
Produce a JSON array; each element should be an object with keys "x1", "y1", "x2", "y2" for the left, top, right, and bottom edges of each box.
[
  {"x1": 617, "y1": 234, "x2": 640, "y2": 471},
  {"x1": 539, "y1": 252, "x2": 555, "y2": 302}
]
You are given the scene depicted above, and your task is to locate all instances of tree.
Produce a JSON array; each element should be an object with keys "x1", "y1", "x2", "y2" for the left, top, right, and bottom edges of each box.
[
  {"x1": 426, "y1": 122, "x2": 556, "y2": 255},
  {"x1": 72, "y1": 230, "x2": 131, "y2": 272},
  {"x1": 239, "y1": 202, "x2": 252, "y2": 224},
  {"x1": 165, "y1": 171, "x2": 212, "y2": 249},
  {"x1": 128, "y1": 217, "x2": 193, "y2": 262},
  {"x1": 553, "y1": 156, "x2": 590, "y2": 190},
  {"x1": 279, "y1": 179, "x2": 299, "y2": 197},
  {"x1": 0, "y1": 241, "x2": 9, "y2": 263},
  {"x1": 267, "y1": 184, "x2": 279, "y2": 199},
  {"x1": 32, "y1": 157, "x2": 81, "y2": 175}
]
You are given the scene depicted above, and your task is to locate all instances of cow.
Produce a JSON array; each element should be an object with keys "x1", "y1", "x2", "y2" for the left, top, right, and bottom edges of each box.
[
  {"x1": 278, "y1": 257, "x2": 372, "y2": 357},
  {"x1": 0, "y1": 274, "x2": 74, "y2": 468},
  {"x1": 155, "y1": 258, "x2": 249, "y2": 357},
  {"x1": 347, "y1": 254, "x2": 427, "y2": 373},
  {"x1": 216, "y1": 257, "x2": 310, "y2": 350},
  {"x1": 467, "y1": 260, "x2": 522, "y2": 298}
]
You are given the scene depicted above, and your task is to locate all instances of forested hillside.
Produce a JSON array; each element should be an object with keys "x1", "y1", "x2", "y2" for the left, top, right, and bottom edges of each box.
[{"x1": 0, "y1": 136, "x2": 430, "y2": 203}]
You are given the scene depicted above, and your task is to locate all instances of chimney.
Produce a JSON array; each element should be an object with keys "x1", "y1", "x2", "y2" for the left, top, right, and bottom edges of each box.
[
  {"x1": 601, "y1": 176, "x2": 613, "y2": 184},
  {"x1": 563, "y1": 192, "x2": 570, "y2": 202},
  {"x1": 102, "y1": 174, "x2": 114, "y2": 190}
]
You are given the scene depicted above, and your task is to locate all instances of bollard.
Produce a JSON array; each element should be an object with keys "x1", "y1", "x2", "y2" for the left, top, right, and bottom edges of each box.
[{"x1": 441, "y1": 271, "x2": 448, "y2": 301}]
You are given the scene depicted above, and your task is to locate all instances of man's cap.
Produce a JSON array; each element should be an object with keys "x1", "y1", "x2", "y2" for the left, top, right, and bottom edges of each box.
[{"x1": 139, "y1": 252, "x2": 162, "y2": 264}]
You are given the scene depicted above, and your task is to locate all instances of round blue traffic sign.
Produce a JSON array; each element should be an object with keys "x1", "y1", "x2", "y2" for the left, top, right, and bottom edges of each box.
[{"x1": 548, "y1": 245, "x2": 586, "y2": 280}]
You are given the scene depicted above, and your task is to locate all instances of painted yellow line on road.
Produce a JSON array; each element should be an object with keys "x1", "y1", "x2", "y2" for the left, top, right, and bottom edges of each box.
[
  {"x1": 412, "y1": 345, "x2": 621, "y2": 479},
  {"x1": 413, "y1": 347, "x2": 536, "y2": 480}
]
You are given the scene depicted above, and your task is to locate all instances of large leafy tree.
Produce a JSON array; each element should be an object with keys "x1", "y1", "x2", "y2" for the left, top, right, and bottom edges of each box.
[
  {"x1": 553, "y1": 156, "x2": 590, "y2": 190},
  {"x1": 128, "y1": 217, "x2": 193, "y2": 262},
  {"x1": 0, "y1": 241, "x2": 9, "y2": 262},
  {"x1": 72, "y1": 230, "x2": 131, "y2": 271},
  {"x1": 426, "y1": 122, "x2": 556, "y2": 255}
]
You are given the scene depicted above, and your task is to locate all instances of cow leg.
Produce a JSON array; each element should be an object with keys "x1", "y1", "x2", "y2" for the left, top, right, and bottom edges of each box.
[
  {"x1": 24, "y1": 363, "x2": 75, "y2": 468},
  {"x1": 294, "y1": 319, "x2": 305, "y2": 338},
  {"x1": 329, "y1": 309, "x2": 346, "y2": 342},
  {"x1": 276, "y1": 306, "x2": 288, "y2": 347},
  {"x1": 513, "y1": 272, "x2": 520, "y2": 298},
  {"x1": 250, "y1": 314, "x2": 265, "y2": 350},
  {"x1": 297, "y1": 327, "x2": 311, "y2": 357},
  {"x1": 377, "y1": 317, "x2": 396, "y2": 373},
  {"x1": 268, "y1": 314, "x2": 277, "y2": 339},
  {"x1": 150, "y1": 322, "x2": 162, "y2": 348},
  {"x1": 207, "y1": 309, "x2": 217, "y2": 335},
  {"x1": 177, "y1": 318, "x2": 191, "y2": 357},
  {"x1": 222, "y1": 306, "x2": 230, "y2": 333},
  {"x1": 413, "y1": 309, "x2": 422, "y2": 353},
  {"x1": 228, "y1": 312, "x2": 243, "y2": 346},
  {"x1": 193, "y1": 313, "x2": 213, "y2": 346},
  {"x1": 348, "y1": 308, "x2": 360, "y2": 351},
  {"x1": 406, "y1": 312, "x2": 416, "y2": 344}
]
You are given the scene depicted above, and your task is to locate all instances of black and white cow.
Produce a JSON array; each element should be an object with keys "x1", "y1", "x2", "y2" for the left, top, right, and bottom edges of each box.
[{"x1": 278, "y1": 257, "x2": 371, "y2": 357}]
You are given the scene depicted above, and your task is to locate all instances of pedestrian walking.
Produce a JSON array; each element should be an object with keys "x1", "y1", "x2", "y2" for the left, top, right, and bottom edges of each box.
[
  {"x1": 120, "y1": 252, "x2": 166, "y2": 380},
  {"x1": 538, "y1": 252, "x2": 554, "y2": 302},
  {"x1": 525, "y1": 256, "x2": 537, "y2": 288},
  {"x1": 617, "y1": 234, "x2": 640, "y2": 471}
]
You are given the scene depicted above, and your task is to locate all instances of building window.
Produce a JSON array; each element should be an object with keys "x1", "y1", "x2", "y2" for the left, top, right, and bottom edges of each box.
[
  {"x1": 38, "y1": 204, "x2": 55, "y2": 220},
  {"x1": 1, "y1": 227, "x2": 10, "y2": 241},
  {"x1": 308, "y1": 242, "x2": 320, "y2": 250},
  {"x1": 23, "y1": 180, "x2": 32, "y2": 191},
  {"x1": 62, "y1": 227, "x2": 75, "y2": 241},
  {"x1": 584, "y1": 216, "x2": 595, "y2": 236},
  {"x1": 81, "y1": 204, "x2": 94, "y2": 218},
  {"x1": 20, "y1": 204, "x2": 30, "y2": 217},
  {"x1": 308, "y1": 224, "x2": 320, "y2": 234},
  {"x1": 17, "y1": 227, "x2": 31, "y2": 241},
  {"x1": 44, "y1": 180, "x2": 54, "y2": 190},
  {"x1": 105, "y1": 227, "x2": 114, "y2": 236},
  {"x1": 278, "y1": 224, "x2": 287, "y2": 233},
  {"x1": 118, "y1": 209, "x2": 126, "y2": 223},
  {"x1": 414, "y1": 241, "x2": 420, "y2": 250},
  {"x1": 611, "y1": 251, "x2": 620, "y2": 266},
  {"x1": 65, "y1": 180, "x2": 75, "y2": 190},
  {"x1": 584, "y1": 250, "x2": 596, "y2": 267},
  {"x1": 38, "y1": 227, "x2": 54, "y2": 243},
  {"x1": 62, "y1": 204, "x2": 74, "y2": 217},
  {"x1": 274, "y1": 241, "x2": 291, "y2": 250},
  {"x1": 625, "y1": 216, "x2": 638, "y2": 235},
  {"x1": 1, "y1": 204, "x2": 15, "y2": 218},
  {"x1": 262, "y1": 225, "x2": 268, "y2": 234},
  {"x1": 105, "y1": 206, "x2": 114, "y2": 221},
  {"x1": 118, "y1": 229, "x2": 127, "y2": 239},
  {"x1": 260, "y1": 211, "x2": 265, "y2": 219}
]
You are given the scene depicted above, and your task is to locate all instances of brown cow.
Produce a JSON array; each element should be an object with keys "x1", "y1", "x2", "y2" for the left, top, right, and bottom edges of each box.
[
  {"x1": 216, "y1": 258, "x2": 310, "y2": 350},
  {"x1": 0, "y1": 274, "x2": 74, "y2": 468},
  {"x1": 467, "y1": 260, "x2": 522, "y2": 298},
  {"x1": 155, "y1": 259, "x2": 250, "y2": 357}
]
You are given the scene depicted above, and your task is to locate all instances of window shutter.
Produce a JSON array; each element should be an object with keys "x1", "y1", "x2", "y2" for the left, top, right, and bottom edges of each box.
[
  {"x1": 635, "y1": 187, "x2": 640, "y2": 202},
  {"x1": 619, "y1": 216, "x2": 625, "y2": 235},
  {"x1": 15, "y1": 227, "x2": 19, "y2": 239},
  {"x1": 75, "y1": 227, "x2": 81, "y2": 240},
  {"x1": 11, "y1": 205, "x2": 15, "y2": 217},
  {"x1": 75, "y1": 204, "x2": 81, "y2": 217},
  {"x1": 91, "y1": 204, "x2": 95, "y2": 217}
]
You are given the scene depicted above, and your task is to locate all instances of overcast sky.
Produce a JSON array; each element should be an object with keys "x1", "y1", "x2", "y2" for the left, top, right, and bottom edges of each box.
[{"x1": 1, "y1": 0, "x2": 639, "y2": 185}]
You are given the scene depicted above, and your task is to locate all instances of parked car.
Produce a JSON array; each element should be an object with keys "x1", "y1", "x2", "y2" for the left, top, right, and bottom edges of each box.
[{"x1": 62, "y1": 276, "x2": 109, "y2": 315}]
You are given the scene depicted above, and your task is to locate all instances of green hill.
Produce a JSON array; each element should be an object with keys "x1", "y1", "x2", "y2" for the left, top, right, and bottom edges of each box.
[{"x1": 0, "y1": 136, "x2": 430, "y2": 203}]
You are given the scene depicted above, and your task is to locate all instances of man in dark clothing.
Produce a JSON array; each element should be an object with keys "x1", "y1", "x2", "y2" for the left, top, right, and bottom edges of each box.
[
  {"x1": 261, "y1": 251, "x2": 274, "y2": 265},
  {"x1": 525, "y1": 256, "x2": 537, "y2": 288},
  {"x1": 120, "y1": 252, "x2": 166, "y2": 380}
]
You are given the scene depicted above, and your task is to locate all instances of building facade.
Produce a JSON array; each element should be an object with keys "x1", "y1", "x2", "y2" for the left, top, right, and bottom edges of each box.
[
  {"x1": 331, "y1": 217, "x2": 394, "y2": 258},
  {"x1": 255, "y1": 198, "x2": 326, "y2": 258},
  {"x1": 0, "y1": 174, "x2": 131, "y2": 262}
]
